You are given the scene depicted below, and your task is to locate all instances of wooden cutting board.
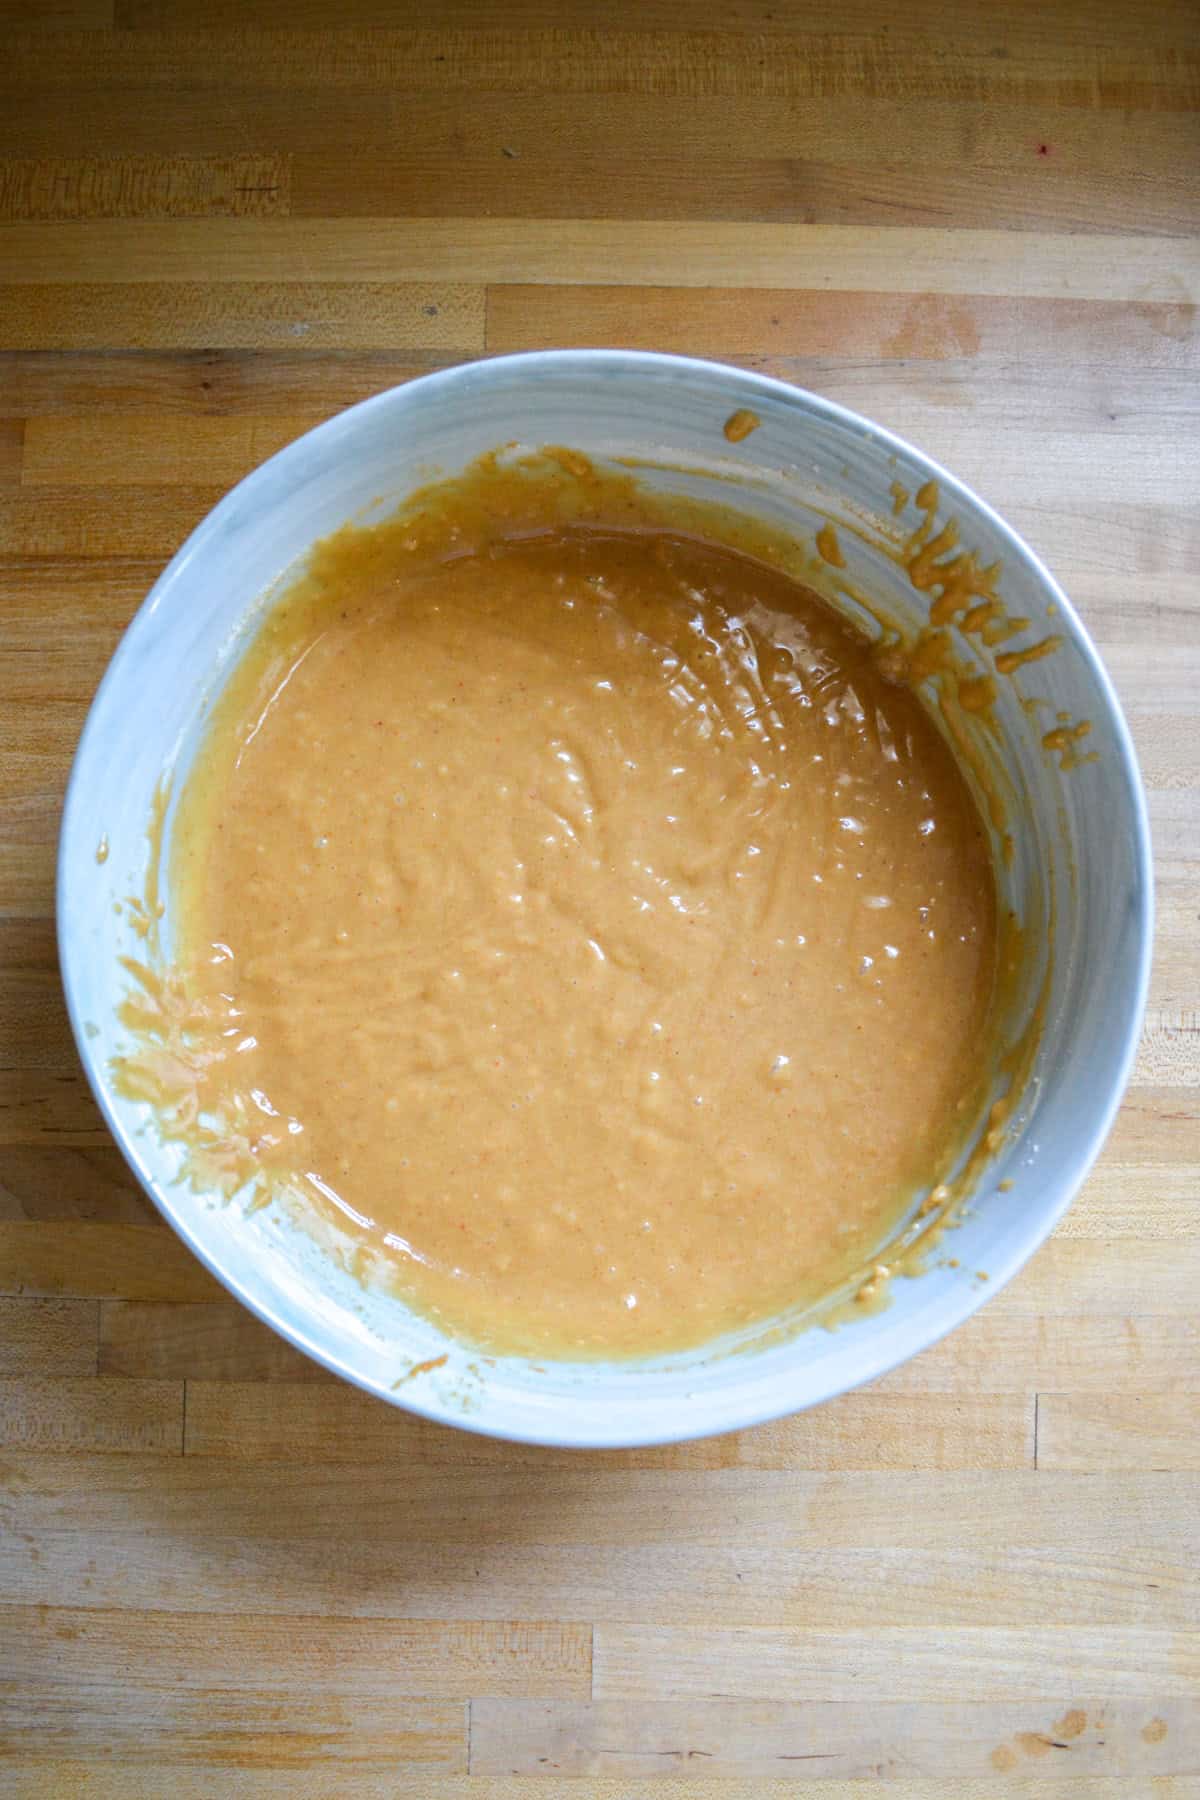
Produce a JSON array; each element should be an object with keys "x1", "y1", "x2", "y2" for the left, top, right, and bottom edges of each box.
[{"x1": 1, "y1": 2, "x2": 1197, "y2": 1793}]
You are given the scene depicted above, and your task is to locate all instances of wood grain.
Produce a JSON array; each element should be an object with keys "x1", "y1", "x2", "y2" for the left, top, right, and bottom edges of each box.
[
  {"x1": 1, "y1": 284, "x2": 485, "y2": 352},
  {"x1": 1, "y1": 1781, "x2": 1187, "y2": 1800},
  {"x1": 1, "y1": 1605, "x2": 590, "y2": 1699},
  {"x1": 0, "y1": 486, "x2": 232, "y2": 558},
  {"x1": 7, "y1": 1461, "x2": 1197, "y2": 1552},
  {"x1": 1, "y1": 0, "x2": 112, "y2": 26},
  {"x1": 22, "y1": 412, "x2": 328, "y2": 485},
  {"x1": 88, "y1": 1, "x2": 1200, "y2": 54},
  {"x1": 293, "y1": 152, "x2": 1200, "y2": 235},
  {"x1": 0, "y1": 1376, "x2": 183, "y2": 1453},
  {"x1": 0, "y1": 1146, "x2": 157, "y2": 1225},
  {"x1": 99, "y1": 1298, "x2": 334, "y2": 1382},
  {"x1": 1037, "y1": 1394, "x2": 1200, "y2": 1472},
  {"x1": 0, "y1": 1299, "x2": 97, "y2": 1377},
  {"x1": 1, "y1": 1601, "x2": 474, "y2": 1766},
  {"x1": 182, "y1": 1383, "x2": 1035, "y2": 1469},
  {"x1": 0, "y1": 348, "x2": 455, "y2": 416},
  {"x1": 591, "y1": 1625, "x2": 1200, "y2": 1703},
  {"x1": 5, "y1": 219, "x2": 1198, "y2": 298},
  {"x1": 0, "y1": 155, "x2": 291, "y2": 221},
  {"x1": 0, "y1": 421, "x2": 24, "y2": 485},
  {"x1": 0, "y1": 1224, "x2": 224, "y2": 1299},
  {"x1": 471, "y1": 1697, "x2": 1199, "y2": 1779},
  {"x1": 487, "y1": 288, "x2": 1200, "y2": 364},
  {"x1": 9, "y1": 26, "x2": 1199, "y2": 103},
  {"x1": 5, "y1": 1531, "x2": 1194, "y2": 1632},
  {"x1": 1, "y1": 2, "x2": 1197, "y2": 1790},
  {"x1": 51, "y1": 87, "x2": 1196, "y2": 168}
]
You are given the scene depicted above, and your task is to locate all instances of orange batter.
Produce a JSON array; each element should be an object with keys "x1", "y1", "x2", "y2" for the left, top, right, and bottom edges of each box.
[{"x1": 146, "y1": 457, "x2": 998, "y2": 1358}]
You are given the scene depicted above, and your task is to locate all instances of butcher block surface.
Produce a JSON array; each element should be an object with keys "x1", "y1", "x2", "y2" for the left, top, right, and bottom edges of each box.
[{"x1": 1, "y1": 1, "x2": 1198, "y2": 1793}]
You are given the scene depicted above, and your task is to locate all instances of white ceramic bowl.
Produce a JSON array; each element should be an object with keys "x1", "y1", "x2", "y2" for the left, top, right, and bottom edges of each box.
[{"x1": 59, "y1": 352, "x2": 1152, "y2": 1447}]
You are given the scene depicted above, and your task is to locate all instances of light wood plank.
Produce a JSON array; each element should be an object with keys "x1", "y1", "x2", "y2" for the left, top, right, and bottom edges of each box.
[
  {"x1": 22, "y1": 412, "x2": 324, "y2": 486},
  {"x1": 0, "y1": 920, "x2": 76, "y2": 1072},
  {"x1": 0, "y1": 1147, "x2": 157, "y2": 1227},
  {"x1": 867, "y1": 1311, "x2": 1200, "y2": 1395},
  {"x1": 990, "y1": 1240, "x2": 1200, "y2": 1316},
  {"x1": 18, "y1": 83, "x2": 1197, "y2": 169},
  {"x1": 0, "y1": 156, "x2": 290, "y2": 222},
  {"x1": 0, "y1": 558, "x2": 140, "y2": 689},
  {"x1": 487, "y1": 286, "x2": 1200, "y2": 366},
  {"x1": 4, "y1": 352, "x2": 1198, "y2": 428},
  {"x1": 9, "y1": 80, "x2": 1194, "y2": 185},
  {"x1": 1144, "y1": 901, "x2": 1200, "y2": 1052},
  {"x1": 0, "y1": 348, "x2": 449, "y2": 416},
  {"x1": 1098, "y1": 654, "x2": 1200, "y2": 727},
  {"x1": 100, "y1": 1299, "x2": 329, "y2": 1382},
  {"x1": 1132, "y1": 721, "x2": 1200, "y2": 795},
  {"x1": 2, "y1": 283, "x2": 485, "y2": 352},
  {"x1": 0, "y1": 1071, "x2": 110, "y2": 1147},
  {"x1": 0, "y1": 699, "x2": 85, "y2": 823},
  {"x1": 0, "y1": 820, "x2": 58, "y2": 916},
  {"x1": 4, "y1": 219, "x2": 1198, "y2": 301},
  {"x1": 1057, "y1": 1164, "x2": 1200, "y2": 1239},
  {"x1": 1004, "y1": 504, "x2": 1200, "y2": 604},
  {"x1": 0, "y1": 1775, "x2": 1182, "y2": 1800},
  {"x1": 4, "y1": 1532, "x2": 1192, "y2": 1631},
  {"x1": 592, "y1": 1623, "x2": 1200, "y2": 1703},
  {"x1": 2, "y1": 1698, "x2": 465, "y2": 1774},
  {"x1": 0, "y1": 1224, "x2": 223, "y2": 1301},
  {"x1": 761, "y1": 372, "x2": 1200, "y2": 452},
  {"x1": 844, "y1": 424, "x2": 1196, "y2": 508},
  {"x1": 1136, "y1": 1012, "x2": 1200, "y2": 1087},
  {"x1": 1038, "y1": 1394, "x2": 1200, "y2": 1472},
  {"x1": 1145, "y1": 787, "x2": 1200, "y2": 861},
  {"x1": 183, "y1": 1382, "x2": 1034, "y2": 1469},
  {"x1": 0, "y1": 1376, "x2": 183, "y2": 1453},
  {"x1": 472, "y1": 1696, "x2": 1200, "y2": 1779},
  {"x1": 0, "y1": 484, "x2": 241, "y2": 558},
  {"x1": 0, "y1": 1299, "x2": 97, "y2": 1377},
  {"x1": 0, "y1": 559, "x2": 153, "y2": 894},
  {"x1": 94, "y1": 0, "x2": 1200, "y2": 57},
  {"x1": 0, "y1": 1600, "x2": 467, "y2": 1767},
  {"x1": 1093, "y1": 1088, "x2": 1200, "y2": 1166},
  {"x1": 11, "y1": 17, "x2": 1200, "y2": 97},
  {"x1": 293, "y1": 149, "x2": 1199, "y2": 234},
  {"x1": 0, "y1": 1604, "x2": 589, "y2": 1700},
  {"x1": 4, "y1": 1459, "x2": 1196, "y2": 1552}
]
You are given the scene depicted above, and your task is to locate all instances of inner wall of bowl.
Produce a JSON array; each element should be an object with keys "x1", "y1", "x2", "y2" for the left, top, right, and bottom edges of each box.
[{"x1": 60, "y1": 355, "x2": 1147, "y2": 1444}]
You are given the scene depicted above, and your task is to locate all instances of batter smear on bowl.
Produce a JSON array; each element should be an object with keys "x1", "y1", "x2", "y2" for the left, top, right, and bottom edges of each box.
[{"x1": 130, "y1": 450, "x2": 999, "y2": 1358}]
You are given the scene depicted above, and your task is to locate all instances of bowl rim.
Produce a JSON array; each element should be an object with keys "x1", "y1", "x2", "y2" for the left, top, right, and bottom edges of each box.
[{"x1": 57, "y1": 348, "x2": 1155, "y2": 1448}]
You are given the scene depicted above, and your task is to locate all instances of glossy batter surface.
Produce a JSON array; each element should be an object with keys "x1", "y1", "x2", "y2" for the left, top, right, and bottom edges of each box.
[{"x1": 169, "y1": 508, "x2": 996, "y2": 1356}]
